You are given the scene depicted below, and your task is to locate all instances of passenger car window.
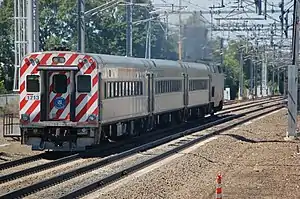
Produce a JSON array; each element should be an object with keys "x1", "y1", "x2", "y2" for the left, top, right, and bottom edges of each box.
[
  {"x1": 77, "y1": 75, "x2": 91, "y2": 93},
  {"x1": 26, "y1": 75, "x2": 40, "y2": 92},
  {"x1": 53, "y1": 74, "x2": 67, "y2": 93}
]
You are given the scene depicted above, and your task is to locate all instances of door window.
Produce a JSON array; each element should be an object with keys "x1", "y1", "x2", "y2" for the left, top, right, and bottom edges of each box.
[{"x1": 53, "y1": 74, "x2": 68, "y2": 93}]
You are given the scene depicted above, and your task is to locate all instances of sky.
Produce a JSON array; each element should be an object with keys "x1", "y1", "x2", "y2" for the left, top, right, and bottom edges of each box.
[{"x1": 150, "y1": 0, "x2": 293, "y2": 47}]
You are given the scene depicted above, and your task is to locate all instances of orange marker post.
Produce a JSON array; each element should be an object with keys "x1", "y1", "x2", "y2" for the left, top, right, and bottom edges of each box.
[{"x1": 216, "y1": 173, "x2": 222, "y2": 199}]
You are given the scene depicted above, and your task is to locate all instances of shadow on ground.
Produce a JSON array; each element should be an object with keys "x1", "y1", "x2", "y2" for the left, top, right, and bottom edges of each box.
[{"x1": 223, "y1": 133, "x2": 287, "y2": 143}]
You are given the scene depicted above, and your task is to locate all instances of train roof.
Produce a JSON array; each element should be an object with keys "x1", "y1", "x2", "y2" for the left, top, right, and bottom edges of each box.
[
  {"x1": 89, "y1": 53, "x2": 154, "y2": 69},
  {"x1": 89, "y1": 53, "x2": 210, "y2": 72},
  {"x1": 25, "y1": 51, "x2": 212, "y2": 72},
  {"x1": 151, "y1": 58, "x2": 183, "y2": 69},
  {"x1": 184, "y1": 61, "x2": 211, "y2": 72}
]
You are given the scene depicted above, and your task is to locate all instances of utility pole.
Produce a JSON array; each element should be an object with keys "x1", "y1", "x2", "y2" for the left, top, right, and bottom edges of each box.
[
  {"x1": 178, "y1": 0, "x2": 182, "y2": 61},
  {"x1": 277, "y1": 67, "x2": 280, "y2": 93},
  {"x1": 261, "y1": 51, "x2": 268, "y2": 96},
  {"x1": 238, "y1": 46, "x2": 244, "y2": 100},
  {"x1": 283, "y1": 69, "x2": 286, "y2": 98},
  {"x1": 280, "y1": 0, "x2": 284, "y2": 48},
  {"x1": 126, "y1": 0, "x2": 133, "y2": 57},
  {"x1": 250, "y1": 59, "x2": 254, "y2": 98},
  {"x1": 77, "y1": 0, "x2": 85, "y2": 53},
  {"x1": 34, "y1": 0, "x2": 39, "y2": 51},
  {"x1": 254, "y1": 61, "x2": 257, "y2": 97},
  {"x1": 220, "y1": 37, "x2": 224, "y2": 67},
  {"x1": 145, "y1": 18, "x2": 151, "y2": 59},
  {"x1": 272, "y1": 65, "x2": 275, "y2": 95},
  {"x1": 286, "y1": 0, "x2": 300, "y2": 140},
  {"x1": 27, "y1": 0, "x2": 33, "y2": 53},
  {"x1": 259, "y1": 55, "x2": 263, "y2": 97}
]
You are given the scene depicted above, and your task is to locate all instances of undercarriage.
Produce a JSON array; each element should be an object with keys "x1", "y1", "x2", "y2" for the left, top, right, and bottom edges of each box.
[{"x1": 21, "y1": 126, "x2": 98, "y2": 151}]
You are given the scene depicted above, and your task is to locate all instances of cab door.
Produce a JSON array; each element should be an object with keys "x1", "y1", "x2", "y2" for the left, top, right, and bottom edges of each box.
[{"x1": 48, "y1": 71, "x2": 71, "y2": 120}]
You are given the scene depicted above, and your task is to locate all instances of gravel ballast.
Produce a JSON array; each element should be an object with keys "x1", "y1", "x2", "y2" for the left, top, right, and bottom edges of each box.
[
  {"x1": 25, "y1": 101, "x2": 283, "y2": 198},
  {"x1": 84, "y1": 108, "x2": 300, "y2": 199}
]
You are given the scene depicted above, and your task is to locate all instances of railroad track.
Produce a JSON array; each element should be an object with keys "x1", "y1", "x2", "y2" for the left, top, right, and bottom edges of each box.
[
  {"x1": 222, "y1": 96, "x2": 282, "y2": 110},
  {"x1": 0, "y1": 98, "x2": 285, "y2": 199},
  {"x1": 0, "y1": 96, "x2": 280, "y2": 176},
  {"x1": 0, "y1": 153, "x2": 44, "y2": 170},
  {"x1": 0, "y1": 97, "x2": 282, "y2": 184},
  {"x1": 223, "y1": 95, "x2": 282, "y2": 106},
  {"x1": 60, "y1": 100, "x2": 285, "y2": 199},
  {"x1": 0, "y1": 96, "x2": 283, "y2": 172}
]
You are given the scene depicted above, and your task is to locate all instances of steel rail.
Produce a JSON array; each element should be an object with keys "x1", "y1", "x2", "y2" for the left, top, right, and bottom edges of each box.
[
  {"x1": 60, "y1": 104, "x2": 284, "y2": 199},
  {"x1": 0, "y1": 100, "x2": 284, "y2": 199}
]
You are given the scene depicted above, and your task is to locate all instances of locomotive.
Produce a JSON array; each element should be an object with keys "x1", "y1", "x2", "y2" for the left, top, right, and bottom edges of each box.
[{"x1": 19, "y1": 51, "x2": 224, "y2": 151}]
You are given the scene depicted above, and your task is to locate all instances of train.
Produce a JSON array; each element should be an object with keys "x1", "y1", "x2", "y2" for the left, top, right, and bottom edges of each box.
[{"x1": 19, "y1": 51, "x2": 224, "y2": 151}]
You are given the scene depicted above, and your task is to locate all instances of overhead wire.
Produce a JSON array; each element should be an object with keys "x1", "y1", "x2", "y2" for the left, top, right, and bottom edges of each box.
[{"x1": 178, "y1": 0, "x2": 243, "y2": 38}]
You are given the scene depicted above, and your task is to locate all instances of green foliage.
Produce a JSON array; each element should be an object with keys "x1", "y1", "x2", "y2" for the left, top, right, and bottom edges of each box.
[
  {"x1": 38, "y1": 0, "x2": 177, "y2": 59},
  {"x1": 0, "y1": 80, "x2": 7, "y2": 94},
  {"x1": 0, "y1": 0, "x2": 13, "y2": 92},
  {"x1": 221, "y1": 40, "x2": 241, "y2": 99},
  {"x1": 212, "y1": 39, "x2": 255, "y2": 99},
  {"x1": 0, "y1": 0, "x2": 178, "y2": 92}
]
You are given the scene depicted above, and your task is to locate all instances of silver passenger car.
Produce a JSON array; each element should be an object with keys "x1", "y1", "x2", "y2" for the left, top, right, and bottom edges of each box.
[{"x1": 93, "y1": 54, "x2": 153, "y2": 125}]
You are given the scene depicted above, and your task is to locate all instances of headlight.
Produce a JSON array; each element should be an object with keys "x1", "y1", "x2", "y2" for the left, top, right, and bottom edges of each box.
[
  {"x1": 21, "y1": 114, "x2": 29, "y2": 122},
  {"x1": 88, "y1": 114, "x2": 97, "y2": 121}
]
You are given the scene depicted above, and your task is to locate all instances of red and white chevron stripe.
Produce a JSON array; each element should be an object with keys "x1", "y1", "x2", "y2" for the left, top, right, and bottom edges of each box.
[
  {"x1": 75, "y1": 58, "x2": 99, "y2": 122},
  {"x1": 19, "y1": 52, "x2": 99, "y2": 124},
  {"x1": 48, "y1": 71, "x2": 71, "y2": 120}
]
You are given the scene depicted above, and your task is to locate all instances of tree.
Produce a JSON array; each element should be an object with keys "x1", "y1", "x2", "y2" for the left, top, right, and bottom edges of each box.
[
  {"x1": 39, "y1": 0, "x2": 177, "y2": 59},
  {"x1": 0, "y1": 0, "x2": 13, "y2": 93},
  {"x1": 0, "y1": 0, "x2": 177, "y2": 92}
]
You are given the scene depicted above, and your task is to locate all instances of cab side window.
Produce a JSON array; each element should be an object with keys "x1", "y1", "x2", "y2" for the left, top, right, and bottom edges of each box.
[
  {"x1": 26, "y1": 75, "x2": 40, "y2": 92},
  {"x1": 77, "y1": 75, "x2": 91, "y2": 93}
]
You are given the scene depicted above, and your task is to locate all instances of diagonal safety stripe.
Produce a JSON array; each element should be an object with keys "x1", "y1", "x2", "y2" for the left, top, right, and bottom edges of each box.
[
  {"x1": 65, "y1": 53, "x2": 79, "y2": 65},
  {"x1": 49, "y1": 75, "x2": 70, "y2": 110},
  {"x1": 19, "y1": 82, "x2": 25, "y2": 94},
  {"x1": 48, "y1": 53, "x2": 78, "y2": 94},
  {"x1": 19, "y1": 54, "x2": 40, "y2": 111},
  {"x1": 75, "y1": 94, "x2": 87, "y2": 107},
  {"x1": 32, "y1": 112, "x2": 40, "y2": 122},
  {"x1": 84, "y1": 62, "x2": 96, "y2": 75},
  {"x1": 32, "y1": 53, "x2": 52, "y2": 74},
  {"x1": 38, "y1": 53, "x2": 52, "y2": 65},
  {"x1": 21, "y1": 53, "x2": 92, "y2": 123},
  {"x1": 24, "y1": 100, "x2": 40, "y2": 121},
  {"x1": 74, "y1": 75, "x2": 98, "y2": 121},
  {"x1": 48, "y1": 53, "x2": 79, "y2": 113},
  {"x1": 20, "y1": 54, "x2": 39, "y2": 78},
  {"x1": 91, "y1": 106, "x2": 99, "y2": 115},
  {"x1": 92, "y1": 75, "x2": 97, "y2": 87},
  {"x1": 56, "y1": 95, "x2": 70, "y2": 119},
  {"x1": 75, "y1": 91, "x2": 98, "y2": 121},
  {"x1": 75, "y1": 61, "x2": 98, "y2": 122}
]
